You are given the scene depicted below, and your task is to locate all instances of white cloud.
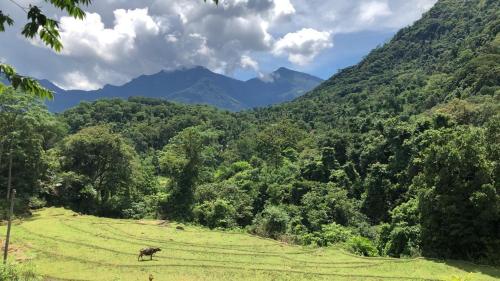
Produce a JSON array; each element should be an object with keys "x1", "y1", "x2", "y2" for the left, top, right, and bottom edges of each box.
[
  {"x1": 113, "y1": 8, "x2": 161, "y2": 37},
  {"x1": 359, "y1": 1, "x2": 392, "y2": 23},
  {"x1": 273, "y1": 0, "x2": 295, "y2": 18},
  {"x1": 240, "y1": 55, "x2": 259, "y2": 71},
  {"x1": 0, "y1": 0, "x2": 438, "y2": 89},
  {"x1": 273, "y1": 28, "x2": 333, "y2": 65},
  {"x1": 61, "y1": 71, "x2": 100, "y2": 90},
  {"x1": 59, "y1": 8, "x2": 161, "y2": 62}
]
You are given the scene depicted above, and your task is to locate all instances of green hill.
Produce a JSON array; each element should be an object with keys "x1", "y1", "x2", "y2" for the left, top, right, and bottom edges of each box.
[
  {"x1": 0, "y1": 0, "x2": 498, "y2": 276},
  {"x1": 259, "y1": 0, "x2": 499, "y2": 126}
]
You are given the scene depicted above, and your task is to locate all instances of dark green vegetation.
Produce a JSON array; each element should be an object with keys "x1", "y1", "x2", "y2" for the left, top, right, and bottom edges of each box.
[
  {"x1": 44, "y1": 66, "x2": 323, "y2": 112},
  {"x1": 0, "y1": 0, "x2": 498, "y2": 267}
]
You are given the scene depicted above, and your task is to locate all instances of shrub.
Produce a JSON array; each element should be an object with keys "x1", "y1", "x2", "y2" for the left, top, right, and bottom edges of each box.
[
  {"x1": 0, "y1": 263, "x2": 40, "y2": 281},
  {"x1": 346, "y1": 236, "x2": 378, "y2": 257},
  {"x1": 193, "y1": 199, "x2": 237, "y2": 229},
  {"x1": 252, "y1": 205, "x2": 290, "y2": 239},
  {"x1": 27, "y1": 197, "x2": 46, "y2": 210},
  {"x1": 320, "y1": 223, "x2": 354, "y2": 245}
]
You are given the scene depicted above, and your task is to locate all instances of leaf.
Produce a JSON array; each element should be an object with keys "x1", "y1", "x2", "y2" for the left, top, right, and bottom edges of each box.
[
  {"x1": 0, "y1": 11, "x2": 14, "y2": 32},
  {"x1": 0, "y1": 64, "x2": 54, "y2": 99}
]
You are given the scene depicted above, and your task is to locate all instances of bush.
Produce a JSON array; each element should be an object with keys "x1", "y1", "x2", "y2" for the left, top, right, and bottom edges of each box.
[
  {"x1": 193, "y1": 199, "x2": 237, "y2": 229},
  {"x1": 320, "y1": 223, "x2": 354, "y2": 245},
  {"x1": 27, "y1": 197, "x2": 46, "y2": 210},
  {"x1": 251, "y1": 205, "x2": 289, "y2": 239},
  {"x1": 346, "y1": 236, "x2": 378, "y2": 257},
  {"x1": 0, "y1": 263, "x2": 40, "y2": 281}
]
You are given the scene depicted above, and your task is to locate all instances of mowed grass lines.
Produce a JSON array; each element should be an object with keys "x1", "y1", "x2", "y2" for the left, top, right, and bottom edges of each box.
[{"x1": 2, "y1": 208, "x2": 499, "y2": 281}]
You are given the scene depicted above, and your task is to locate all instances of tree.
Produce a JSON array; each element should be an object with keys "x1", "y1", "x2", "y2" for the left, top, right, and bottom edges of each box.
[
  {"x1": 159, "y1": 126, "x2": 218, "y2": 220},
  {"x1": 57, "y1": 125, "x2": 139, "y2": 215},
  {"x1": 0, "y1": 0, "x2": 218, "y2": 98},
  {"x1": 361, "y1": 163, "x2": 392, "y2": 224},
  {"x1": 256, "y1": 120, "x2": 305, "y2": 168},
  {"x1": 412, "y1": 127, "x2": 499, "y2": 260},
  {"x1": 252, "y1": 205, "x2": 290, "y2": 239},
  {"x1": 0, "y1": 85, "x2": 64, "y2": 213},
  {"x1": 302, "y1": 182, "x2": 361, "y2": 231}
]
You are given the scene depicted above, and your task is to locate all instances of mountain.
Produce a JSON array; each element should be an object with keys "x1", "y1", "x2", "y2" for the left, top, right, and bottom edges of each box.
[
  {"x1": 258, "y1": 0, "x2": 499, "y2": 127},
  {"x1": 43, "y1": 67, "x2": 323, "y2": 112},
  {"x1": 12, "y1": 0, "x2": 500, "y2": 264}
]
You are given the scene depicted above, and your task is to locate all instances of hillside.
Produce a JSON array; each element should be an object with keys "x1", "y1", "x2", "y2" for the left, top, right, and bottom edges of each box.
[
  {"x1": 4, "y1": 208, "x2": 499, "y2": 281},
  {"x1": 43, "y1": 67, "x2": 323, "y2": 112},
  {"x1": 0, "y1": 0, "x2": 498, "y2": 275},
  {"x1": 257, "y1": 0, "x2": 499, "y2": 127}
]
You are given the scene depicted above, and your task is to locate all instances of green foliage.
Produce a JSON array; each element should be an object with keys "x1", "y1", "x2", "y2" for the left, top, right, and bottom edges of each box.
[
  {"x1": 193, "y1": 199, "x2": 237, "y2": 229},
  {"x1": 0, "y1": 86, "x2": 65, "y2": 204},
  {"x1": 252, "y1": 205, "x2": 290, "y2": 239},
  {"x1": 302, "y1": 182, "x2": 361, "y2": 231},
  {"x1": 159, "y1": 126, "x2": 219, "y2": 220},
  {"x1": 1, "y1": 0, "x2": 498, "y2": 265},
  {"x1": 0, "y1": 66, "x2": 53, "y2": 99},
  {"x1": 412, "y1": 127, "x2": 499, "y2": 260},
  {"x1": 256, "y1": 120, "x2": 305, "y2": 168},
  {"x1": 378, "y1": 199, "x2": 422, "y2": 257},
  {"x1": 299, "y1": 222, "x2": 354, "y2": 246},
  {"x1": 22, "y1": 6, "x2": 62, "y2": 51},
  {"x1": 0, "y1": 11, "x2": 14, "y2": 32},
  {"x1": 53, "y1": 125, "x2": 142, "y2": 216},
  {"x1": 346, "y1": 236, "x2": 378, "y2": 257},
  {"x1": 0, "y1": 263, "x2": 40, "y2": 281}
]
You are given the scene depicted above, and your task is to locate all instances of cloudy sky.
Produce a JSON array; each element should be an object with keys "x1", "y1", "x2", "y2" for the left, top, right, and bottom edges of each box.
[{"x1": 0, "y1": 0, "x2": 437, "y2": 90}]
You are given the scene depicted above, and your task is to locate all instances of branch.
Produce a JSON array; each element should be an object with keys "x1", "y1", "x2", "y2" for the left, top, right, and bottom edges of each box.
[{"x1": 0, "y1": 64, "x2": 54, "y2": 99}]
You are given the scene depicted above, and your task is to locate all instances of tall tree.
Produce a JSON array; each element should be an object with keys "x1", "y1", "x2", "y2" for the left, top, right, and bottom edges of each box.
[
  {"x1": 159, "y1": 126, "x2": 218, "y2": 220},
  {"x1": 413, "y1": 127, "x2": 499, "y2": 259},
  {"x1": 57, "y1": 125, "x2": 139, "y2": 215},
  {"x1": 0, "y1": 85, "x2": 64, "y2": 205}
]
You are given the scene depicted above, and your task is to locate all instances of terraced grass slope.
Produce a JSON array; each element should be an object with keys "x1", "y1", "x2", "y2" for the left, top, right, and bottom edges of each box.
[{"x1": 3, "y1": 208, "x2": 500, "y2": 281}]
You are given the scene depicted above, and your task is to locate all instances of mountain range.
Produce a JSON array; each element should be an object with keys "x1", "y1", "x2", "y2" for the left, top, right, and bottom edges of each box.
[{"x1": 40, "y1": 67, "x2": 323, "y2": 112}]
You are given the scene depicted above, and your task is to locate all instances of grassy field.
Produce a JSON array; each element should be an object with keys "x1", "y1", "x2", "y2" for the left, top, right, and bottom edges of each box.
[{"x1": 1, "y1": 208, "x2": 499, "y2": 281}]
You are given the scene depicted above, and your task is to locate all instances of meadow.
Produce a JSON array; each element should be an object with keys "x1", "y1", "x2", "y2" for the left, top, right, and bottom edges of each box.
[{"x1": 0, "y1": 208, "x2": 498, "y2": 281}]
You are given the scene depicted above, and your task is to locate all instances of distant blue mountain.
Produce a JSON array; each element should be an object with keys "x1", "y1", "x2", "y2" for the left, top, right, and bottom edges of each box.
[{"x1": 40, "y1": 66, "x2": 323, "y2": 112}]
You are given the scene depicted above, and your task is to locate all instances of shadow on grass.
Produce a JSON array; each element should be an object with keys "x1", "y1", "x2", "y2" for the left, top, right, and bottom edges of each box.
[{"x1": 440, "y1": 259, "x2": 500, "y2": 280}]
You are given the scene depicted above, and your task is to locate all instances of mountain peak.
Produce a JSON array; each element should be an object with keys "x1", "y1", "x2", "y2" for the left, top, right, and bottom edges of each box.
[
  {"x1": 44, "y1": 66, "x2": 323, "y2": 112},
  {"x1": 275, "y1": 67, "x2": 293, "y2": 73}
]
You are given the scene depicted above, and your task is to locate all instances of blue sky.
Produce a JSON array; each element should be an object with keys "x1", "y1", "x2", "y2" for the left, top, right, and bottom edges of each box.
[
  {"x1": 0, "y1": 0, "x2": 437, "y2": 89},
  {"x1": 235, "y1": 30, "x2": 395, "y2": 81}
]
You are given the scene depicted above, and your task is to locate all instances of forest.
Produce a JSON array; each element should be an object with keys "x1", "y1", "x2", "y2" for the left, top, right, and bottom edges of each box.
[{"x1": 0, "y1": 0, "x2": 498, "y2": 267}]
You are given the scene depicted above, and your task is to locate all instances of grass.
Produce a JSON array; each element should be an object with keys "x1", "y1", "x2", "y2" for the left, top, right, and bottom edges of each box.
[{"x1": 1, "y1": 208, "x2": 499, "y2": 281}]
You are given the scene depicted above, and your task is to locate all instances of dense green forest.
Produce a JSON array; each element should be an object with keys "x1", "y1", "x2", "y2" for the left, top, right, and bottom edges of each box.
[{"x1": 0, "y1": 0, "x2": 498, "y2": 265}]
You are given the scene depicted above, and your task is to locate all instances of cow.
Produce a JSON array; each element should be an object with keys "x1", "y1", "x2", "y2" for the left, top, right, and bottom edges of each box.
[{"x1": 138, "y1": 247, "x2": 161, "y2": 261}]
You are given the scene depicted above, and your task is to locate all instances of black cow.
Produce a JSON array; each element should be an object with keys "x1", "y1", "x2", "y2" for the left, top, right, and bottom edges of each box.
[{"x1": 138, "y1": 247, "x2": 161, "y2": 261}]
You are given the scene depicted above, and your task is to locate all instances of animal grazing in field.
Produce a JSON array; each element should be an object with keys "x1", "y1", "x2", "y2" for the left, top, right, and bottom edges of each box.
[
  {"x1": 138, "y1": 247, "x2": 161, "y2": 261},
  {"x1": 176, "y1": 225, "x2": 184, "y2": 230}
]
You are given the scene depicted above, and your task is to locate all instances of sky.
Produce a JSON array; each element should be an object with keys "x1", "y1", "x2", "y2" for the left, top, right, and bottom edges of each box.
[{"x1": 0, "y1": 0, "x2": 437, "y2": 90}]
